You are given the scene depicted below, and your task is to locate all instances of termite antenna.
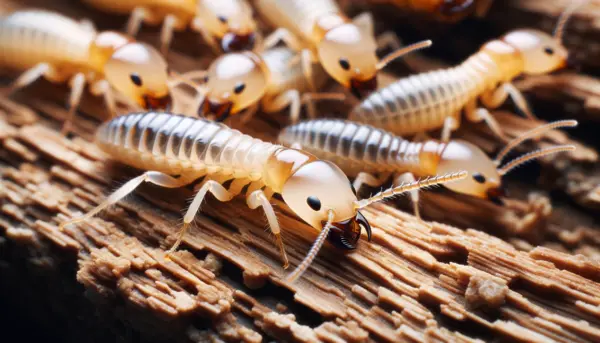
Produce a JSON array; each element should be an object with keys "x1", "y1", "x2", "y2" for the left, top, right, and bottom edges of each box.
[
  {"x1": 554, "y1": 0, "x2": 588, "y2": 42},
  {"x1": 494, "y1": 120, "x2": 578, "y2": 165},
  {"x1": 376, "y1": 40, "x2": 433, "y2": 71},
  {"x1": 286, "y1": 210, "x2": 335, "y2": 283},
  {"x1": 497, "y1": 145, "x2": 576, "y2": 176},
  {"x1": 354, "y1": 171, "x2": 468, "y2": 209}
]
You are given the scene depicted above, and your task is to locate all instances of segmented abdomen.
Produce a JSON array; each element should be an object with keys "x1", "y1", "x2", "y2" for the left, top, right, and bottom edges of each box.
[
  {"x1": 97, "y1": 112, "x2": 280, "y2": 181},
  {"x1": 349, "y1": 53, "x2": 497, "y2": 136},
  {"x1": 0, "y1": 10, "x2": 94, "y2": 70},
  {"x1": 279, "y1": 119, "x2": 426, "y2": 177},
  {"x1": 255, "y1": 0, "x2": 339, "y2": 41}
]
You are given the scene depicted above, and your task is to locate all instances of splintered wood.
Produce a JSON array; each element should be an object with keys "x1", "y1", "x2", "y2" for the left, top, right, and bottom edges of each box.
[{"x1": 1, "y1": 102, "x2": 600, "y2": 342}]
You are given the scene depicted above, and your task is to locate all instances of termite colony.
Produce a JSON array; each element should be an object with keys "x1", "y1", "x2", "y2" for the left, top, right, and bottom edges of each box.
[{"x1": 0, "y1": 0, "x2": 587, "y2": 283}]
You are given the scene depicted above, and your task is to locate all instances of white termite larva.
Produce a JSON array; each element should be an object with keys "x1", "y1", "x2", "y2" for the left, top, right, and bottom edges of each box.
[
  {"x1": 58, "y1": 112, "x2": 467, "y2": 282},
  {"x1": 279, "y1": 119, "x2": 576, "y2": 216},
  {"x1": 82, "y1": 0, "x2": 258, "y2": 54},
  {"x1": 255, "y1": 0, "x2": 432, "y2": 99},
  {"x1": 349, "y1": 1, "x2": 586, "y2": 142},
  {"x1": 0, "y1": 10, "x2": 170, "y2": 133},
  {"x1": 175, "y1": 47, "x2": 341, "y2": 124}
]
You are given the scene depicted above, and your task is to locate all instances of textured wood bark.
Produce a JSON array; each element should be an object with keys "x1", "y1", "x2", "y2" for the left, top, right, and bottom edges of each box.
[{"x1": 1, "y1": 0, "x2": 600, "y2": 343}]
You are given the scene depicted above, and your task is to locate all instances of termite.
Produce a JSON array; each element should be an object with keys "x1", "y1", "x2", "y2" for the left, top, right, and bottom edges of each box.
[
  {"x1": 0, "y1": 10, "x2": 171, "y2": 133},
  {"x1": 279, "y1": 119, "x2": 576, "y2": 218},
  {"x1": 174, "y1": 47, "x2": 344, "y2": 123},
  {"x1": 254, "y1": 0, "x2": 432, "y2": 98},
  {"x1": 82, "y1": 0, "x2": 258, "y2": 54},
  {"x1": 57, "y1": 112, "x2": 467, "y2": 282},
  {"x1": 349, "y1": 1, "x2": 585, "y2": 142}
]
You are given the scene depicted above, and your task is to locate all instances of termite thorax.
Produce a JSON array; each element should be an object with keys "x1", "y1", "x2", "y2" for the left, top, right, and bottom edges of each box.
[{"x1": 89, "y1": 31, "x2": 133, "y2": 69}]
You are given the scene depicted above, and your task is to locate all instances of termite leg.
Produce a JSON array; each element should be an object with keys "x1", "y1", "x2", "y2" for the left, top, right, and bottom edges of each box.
[
  {"x1": 159, "y1": 14, "x2": 178, "y2": 55},
  {"x1": 5, "y1": 63, "x2": 53, "y2": 94},
  {"x1": 503, "y1": 83, "x2": 537, "y2": 121},
  {"x1": 190, "y1": 17, "x2": 221, "y2": 54},
  {"x1": 393, "y1": 172, "x2": 421, "y2": 220},
  {"x1": 167, "y1": 179, "x2": 234, "y2": 255},
  {"x1": 59, "y1": 171, "x2": 194, "y2": 231},
  {"x1": 61, "y1": 72, "x2": 86, "y2": 135},
  {"x1": 440, "y1": 117, "x2": 459, "y2": 143},
  {"x1": 261, "y1": 28, "x2": 305, "y2": 52},
  {"x1": 263, "y1": 90, "x2": 346, "y2": 123},
  {"x1": 247, "y1": 189, "x2": 289, "y2": 269},
  {"x1": 301, "y1": 49, "x2": 316, "y2": 91},
  {"x1": 262, "y1": 89, "x2": 302, "y2": 123},
  {"x1": 353, "y1": 172, "x2": 390, "y2": 195},
  {"x1": 482, "y1": 83, "x2": 536, "y2": 120},
  {"x1": 465, "y1": 101, "x2": 510, "y2": 142},
  {"x1": 126, "y1": 7, "x2": 149, "y2": 37},
  {"x1": 90, "y1": 79, "x2": 117, "y2": 118}
]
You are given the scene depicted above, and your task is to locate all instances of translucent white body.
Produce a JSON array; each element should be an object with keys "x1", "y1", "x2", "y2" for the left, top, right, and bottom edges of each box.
[
  {"x1": 350, "y1": 30, "x2": 569, "y2": 136},
  {"x1": 0, "y1": 10, "x2": 170, "y2": 110},
  {"x1": 83, "y1": 0, "x2": 256, "y2": 52},
  {"x1": 280, "y1": 119, "x2": 503, "y2": 199},
  {"x1": 97, "y1": 112, "x2": 359, "y2": 226}
]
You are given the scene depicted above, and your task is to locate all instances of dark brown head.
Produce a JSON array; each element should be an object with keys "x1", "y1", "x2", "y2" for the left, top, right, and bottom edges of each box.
[{"x1": 326, "y1": 211, "x2": 372, "y2": 250}]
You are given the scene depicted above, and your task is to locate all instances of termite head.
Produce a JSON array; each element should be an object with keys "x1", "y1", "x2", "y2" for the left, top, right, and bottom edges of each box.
[
  {"x1": 317, "y1": 23, "x2": 379, "y2": 99},
  {"x1": 502, "y1": 1, "x2": 586, "y2": 75},
  {"x1": 282, "y1": 153, "x2": 469, "y2": 283},
  {"x1": 104, "y1": 41, "x2": 171, "y2": 110},
  {"x1": 281, "y1": 160, "x2": 370, "y2": 249},
  {"x1": 436, "y1": 140, "x2": 503, "y2": 202},
  {"x1": 198, "y1": 52, "x2": 269, "y2": 121},
  {"x1": 502, "y1": 29, "x2": 568, "y2": 75},
  {"x1": 199, "y1": 0, "x2": 257, "y2": 52},
  {"x1": 436, "y1": 120, "x2": 578, "y2": 205}
]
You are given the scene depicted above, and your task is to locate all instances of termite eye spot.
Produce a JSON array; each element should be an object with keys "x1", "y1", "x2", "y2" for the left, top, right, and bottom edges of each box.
[
  {"x1": 306, "y1": 196, "x2": 321, "y2": 211},
  {"x1": 218, "y1": 15, "x2": 227, "y2": 24},
  {"x1": 339, "y1": 58, "x2": 350, "y2": 71},
  {"x1": 234, "y1": 82, "x2": 246, "y2": 94},
  {"x1": 473, "y1": 173, "x2": 486, "y2": 184},
  {"x1": 130, "y1": 73, "x2": 143, "y2": 87},
  {"x1": 203, "y1": 76, "x2": 209, "y2": 83},
  {"x1": 544, "y1": 47, "x2": 554, "y2": 55}
]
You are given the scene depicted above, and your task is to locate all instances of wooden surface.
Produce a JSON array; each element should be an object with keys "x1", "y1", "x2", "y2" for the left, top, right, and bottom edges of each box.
[{"x1": 1, "y1": 0, "x2": 600, "y2": 342}]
